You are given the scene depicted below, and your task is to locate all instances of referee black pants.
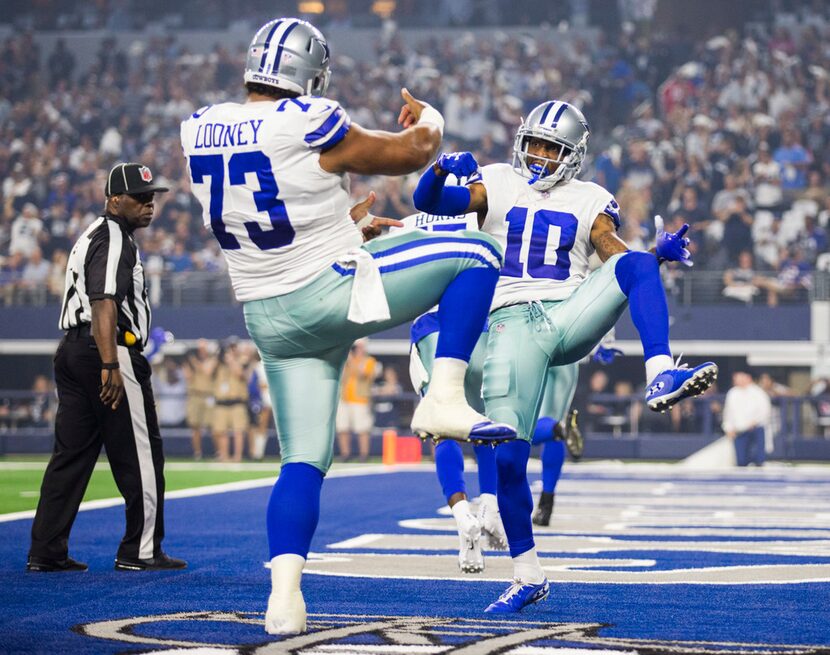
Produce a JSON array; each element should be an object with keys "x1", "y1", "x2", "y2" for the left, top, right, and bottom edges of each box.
[{"x1": 30, "y1": 334, "x2": 166, "y2": 562}]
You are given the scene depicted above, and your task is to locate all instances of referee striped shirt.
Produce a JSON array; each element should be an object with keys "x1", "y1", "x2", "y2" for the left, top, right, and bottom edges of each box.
[{"x1": 59, "y1": 213, "x2": 151, "y2": 348}]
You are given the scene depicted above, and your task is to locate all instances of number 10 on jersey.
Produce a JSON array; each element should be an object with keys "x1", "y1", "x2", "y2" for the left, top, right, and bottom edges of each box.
[
  {"x1": 502, "y1": 208, "x2": 578, "y2": 280},
  {"x1": 188, "y1": 151, "x2": 295, "y2": 251}
]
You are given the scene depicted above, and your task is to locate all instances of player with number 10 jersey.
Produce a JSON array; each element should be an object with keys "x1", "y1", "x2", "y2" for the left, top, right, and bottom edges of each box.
[{"x1": 477, "y1": 162, "x2": 619, "y2": 310}]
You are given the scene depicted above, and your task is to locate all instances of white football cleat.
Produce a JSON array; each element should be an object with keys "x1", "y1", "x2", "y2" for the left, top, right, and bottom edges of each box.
[
  {"x1": 477, "y1": 495, "x2": 508, "y2": 551},
  {"x1": 456, "y1": 511, "x2": 484, "y2": 573},
  {"x1": 265, "y1": 553, "x2": 307, "y2": 635},
  {"x1": 411, "y1": 395, "x2": 516, "y2": 445},
  {"x1": 265, "y1": 589, "x2": 307, "y2": 635}
]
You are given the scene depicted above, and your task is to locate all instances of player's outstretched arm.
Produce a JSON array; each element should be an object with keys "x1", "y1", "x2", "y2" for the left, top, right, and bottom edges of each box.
[
  {"x1": 349, "y1": 191, "x2": 403, "y2": 241},
  {"x1": 320, "y1": 89, "x2": 442, "y2": 176},
  {"x1": 590, "y1": 214, "x2": 631, "y2": 262},
  {"x1": 412, "y1": 151, "x2": 488, "y2": 219}
]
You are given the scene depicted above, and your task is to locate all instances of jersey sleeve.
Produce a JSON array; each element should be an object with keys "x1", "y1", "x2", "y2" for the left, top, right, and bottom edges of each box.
[
  {"x1": 303, "y1": 99, "x2": 351, "y2": 151},
  {"x1": 85, "y1": 224, "x2": 132, "y2": 303},
  {"x1": 601, "y1": 195, "x2": 621, "y2": 229}
]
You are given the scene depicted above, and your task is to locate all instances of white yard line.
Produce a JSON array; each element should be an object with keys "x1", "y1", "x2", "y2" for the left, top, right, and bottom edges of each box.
[{"x1": 0, "y1": 462, "x2": 433, "y2": 523}]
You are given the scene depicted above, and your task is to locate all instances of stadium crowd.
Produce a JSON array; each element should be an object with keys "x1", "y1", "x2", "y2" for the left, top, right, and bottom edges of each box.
[{"x1": 1, "y1": 2, "x2": 829, "y2": 309}]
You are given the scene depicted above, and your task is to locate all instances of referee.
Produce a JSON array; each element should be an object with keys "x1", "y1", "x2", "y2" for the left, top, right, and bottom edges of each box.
[{"x1": 27, "y1": 163, "x2": 187, "y2": 572}]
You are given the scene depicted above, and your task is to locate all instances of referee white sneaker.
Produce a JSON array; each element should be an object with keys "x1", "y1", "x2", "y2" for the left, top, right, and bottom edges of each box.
[{"x1": 265, "y1": 554, "x2": 307, "y2": 635}]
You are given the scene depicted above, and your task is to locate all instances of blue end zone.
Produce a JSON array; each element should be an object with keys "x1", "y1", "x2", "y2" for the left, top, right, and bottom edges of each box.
[{"x1": 1, "y1": 468, "x2": 829, "y2": 653}]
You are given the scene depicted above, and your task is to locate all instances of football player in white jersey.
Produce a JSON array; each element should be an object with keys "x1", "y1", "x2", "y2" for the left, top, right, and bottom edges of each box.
[
  {"x1": 413, "y1": 100, "x2": 718, "y2": 612},
  {"x1": 397, "y1": 209, "x2": 508, "y2": 573},
  {"x1": 180, "y1": 18, "x2": 517, "y2": 635}
]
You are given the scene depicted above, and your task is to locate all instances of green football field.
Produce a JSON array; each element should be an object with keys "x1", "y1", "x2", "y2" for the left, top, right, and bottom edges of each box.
[{"x1": 0, "y1": 458, "x2": 282, "y2": 515}]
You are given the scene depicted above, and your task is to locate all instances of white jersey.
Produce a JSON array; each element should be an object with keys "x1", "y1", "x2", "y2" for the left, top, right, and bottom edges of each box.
[
  {"x1": 180, "y1": 97, "x2": 360, "y2": 302},
  {"x1": 477, "y1": 163, "x2": 619, "y2": 310}
]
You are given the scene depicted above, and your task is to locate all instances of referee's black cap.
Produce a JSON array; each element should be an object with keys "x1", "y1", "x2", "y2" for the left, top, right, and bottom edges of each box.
[{"x1": 105, "y1": 162, "x2": 170, "y2": 197}]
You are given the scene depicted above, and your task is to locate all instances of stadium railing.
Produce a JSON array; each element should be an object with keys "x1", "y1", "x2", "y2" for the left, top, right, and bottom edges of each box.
[
  {"x1": 1, "y1": 270, "x2": 828, "y2": 307},
  {"x1": 2, "y1": 390, "x2": 828, "y2": 460}
]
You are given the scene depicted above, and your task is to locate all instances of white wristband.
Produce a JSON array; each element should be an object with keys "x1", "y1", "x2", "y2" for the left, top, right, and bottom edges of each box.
[
  {"x1": 417, "y1": 105, "x2": 444, "y2": 135},
  {"x1": 356, "y1": 214, "x2": 375, "y2": 230}
]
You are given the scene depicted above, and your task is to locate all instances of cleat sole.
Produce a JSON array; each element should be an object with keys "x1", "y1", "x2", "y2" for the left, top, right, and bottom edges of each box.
[{"x1": 647, "y1": 366, "x2": 718, "y2": 412}]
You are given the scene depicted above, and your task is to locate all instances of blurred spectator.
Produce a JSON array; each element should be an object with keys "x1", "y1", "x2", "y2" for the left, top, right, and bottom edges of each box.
[
  {"x1": 10, "y1": 203, "x2": 44, "y2": 257},
  {"x1": 774, "y1": 129, "x2": 812, "y2": 195},
  {"x1": 722, "y1": 250, "x2": 761, "y2": 303},
  {"x1": 336, "y1": 339, "x2": 379, "y2": 462},
  {"x1": 751, "y1": 142, "x2": 783, "y2": 210},
  {"x1": 155, "y1": 357, "x2": 188, "y2": 427},
  {"x1": 246, "y1": 347, "x2": 272, "y2": 461},
  {"x1": 211, "y1": 337, "x2": 250, "y2": 462},
  {"x1": 28, "y1": 374, "x2": 56, "y2": 427},
  {"x1": 372, "y1": 365, "x2": 403, "y2": 429},
  {"x1": 183, "y1": 338, "x2": 217, "y2": 460},
  {"x1": 723, "y1": 371, "x2": 771, "y2": 467}
]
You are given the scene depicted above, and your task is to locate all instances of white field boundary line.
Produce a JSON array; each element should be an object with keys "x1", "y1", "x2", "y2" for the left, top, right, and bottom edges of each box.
[{"x1": 0, "y1": 462, "x2": 434, "y2": 524}]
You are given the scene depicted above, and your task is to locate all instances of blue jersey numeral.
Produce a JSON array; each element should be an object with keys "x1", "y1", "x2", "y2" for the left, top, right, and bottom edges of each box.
[
  {"x1": 188, "y1": 151, "x2": 295, "y2": 251},
  {"x1": 502, "y1": 207, "x2": 578, "y2": 280}
]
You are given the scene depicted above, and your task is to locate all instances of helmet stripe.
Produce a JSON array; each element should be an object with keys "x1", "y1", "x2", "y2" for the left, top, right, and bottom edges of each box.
[
  {"x1": 539, "y1": 101, "x2": 557, "y2": 125},
  {"x1": 257, "y1": 19, "x2": 284, "y2": 72},
  {"x1": 549, "y1": 102, "x2": 569, "y2": 127},
  {"x1": 269, "y1": 20, "x2": 301, "y2": 78}
]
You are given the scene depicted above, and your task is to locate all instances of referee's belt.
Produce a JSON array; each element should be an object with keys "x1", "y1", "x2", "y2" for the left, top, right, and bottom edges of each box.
[{"x1": 65, "y1": 325, "x2": 143, "y2": 350}]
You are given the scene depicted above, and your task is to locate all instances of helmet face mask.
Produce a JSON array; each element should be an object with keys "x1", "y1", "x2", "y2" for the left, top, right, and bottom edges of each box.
[
  {"x1": 512, "y1": 101, "x2": 590, "y2": 190},
  {"x1": 244, "y1": 18, "x2": 331, "y2": 96}
]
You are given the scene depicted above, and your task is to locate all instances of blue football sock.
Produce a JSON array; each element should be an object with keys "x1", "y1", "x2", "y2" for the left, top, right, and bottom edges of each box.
[
  {"x1": 435, "y1": 267, "x2": 498, "y2": 361},
  {"x1": 495, "y1": 440, "x2": 534, "y2": 557},
  {"x1": 267, "y1": 462, "x2": 324, "y2": 559},
  {"x1": 531, "y1": 417, "x2": 558, "y2": 445},
  {"x1": 614, "y1": 251, "x2": 671, "y2": 360},
  {"x1": 474, "y1": 444, "x2": 498, "y2": 495},
  {"x1": 435, "y1": 440, "x2": 466, "y2": 501},
  {"x1": 541, "y1": 441, "x2": 566, "y2": 494}
]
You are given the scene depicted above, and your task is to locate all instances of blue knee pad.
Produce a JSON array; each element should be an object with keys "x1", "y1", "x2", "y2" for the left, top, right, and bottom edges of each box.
[
  {"x1": 267, "y1": 462, "x2": 324, "y2": 559},
  {"x1": 495, "y1": 440, "x2": 534, "y2": 557},
  {"x1": 614, "y1": 251, "x2": 671, "y2": 360},
  {"x1": 435, "y1": 440, "x2": 466, "y2": 501}
]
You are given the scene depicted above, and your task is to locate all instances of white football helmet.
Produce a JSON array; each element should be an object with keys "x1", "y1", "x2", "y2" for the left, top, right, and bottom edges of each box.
[
  {"x1": 512, "y1": 100, "x2": 590, "y2": 190},
  {"x1": 244, "y1": 18, "x2": 331, "y2": 96}
]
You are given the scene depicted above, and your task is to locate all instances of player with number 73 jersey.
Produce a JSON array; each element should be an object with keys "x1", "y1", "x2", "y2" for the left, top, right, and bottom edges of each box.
[
  {"x1": 413, "y1": 99, "x2": 719, "y2": 614},
  {"x1": 180, "y1": 17, "x2": 518, "y2": 638}
]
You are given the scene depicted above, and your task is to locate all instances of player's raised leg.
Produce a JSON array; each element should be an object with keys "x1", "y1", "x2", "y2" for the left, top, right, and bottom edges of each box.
[
  {"x1": 613, "y1": 251, "x2": 718, "y2": 411},
  {"x1": 354, "y1": 229, "x2": 516, "y2": 444}
]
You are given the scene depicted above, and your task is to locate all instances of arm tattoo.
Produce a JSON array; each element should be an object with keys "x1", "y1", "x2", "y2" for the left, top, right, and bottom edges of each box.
[{"x1": 593, "y1": 230, "x2": 629, "y2": 262}]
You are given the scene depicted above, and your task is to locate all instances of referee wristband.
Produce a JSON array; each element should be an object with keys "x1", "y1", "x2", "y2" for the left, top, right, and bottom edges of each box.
[
  {"x1": 417, "y1": 105, "x2": 444, "y2": 135},
  {"x1": 101, "y1": 362, "x2": 120, "y2": 370}
]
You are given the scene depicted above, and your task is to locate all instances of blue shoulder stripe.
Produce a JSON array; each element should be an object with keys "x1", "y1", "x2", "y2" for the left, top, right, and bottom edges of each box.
[
  {"x1": 304, "y1": 107, "x2": 344, "y2": 143},
  {"x1": 316, "y1": 120, "x2": 351, "y2": 150}
]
